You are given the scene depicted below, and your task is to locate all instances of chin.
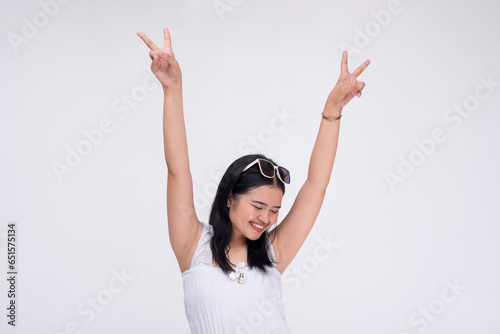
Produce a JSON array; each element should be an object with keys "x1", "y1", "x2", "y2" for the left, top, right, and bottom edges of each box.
[{"x1": 246, "y1": 233, "x2": 262, "y2": 241}]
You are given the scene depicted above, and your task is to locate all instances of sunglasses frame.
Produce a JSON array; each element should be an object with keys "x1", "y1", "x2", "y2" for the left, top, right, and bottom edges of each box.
[{"x1": 242, "y1": 158, "x2": 290, "y2": 184}]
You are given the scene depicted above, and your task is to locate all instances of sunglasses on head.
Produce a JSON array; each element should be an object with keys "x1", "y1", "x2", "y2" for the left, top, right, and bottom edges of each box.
[{"x1": 242, "y1": 158, "x2": 291, "y2": 184}]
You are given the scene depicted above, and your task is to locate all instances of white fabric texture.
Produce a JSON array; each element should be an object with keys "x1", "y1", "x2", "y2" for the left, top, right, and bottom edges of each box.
[{"x1": 182, "y1": 223, "x2": 291, "y2": 334}]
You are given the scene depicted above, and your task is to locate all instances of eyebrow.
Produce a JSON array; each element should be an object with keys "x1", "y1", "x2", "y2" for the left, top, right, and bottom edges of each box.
[{"x1": 251, "y1": 200, "x2": 281, "y2": 209}]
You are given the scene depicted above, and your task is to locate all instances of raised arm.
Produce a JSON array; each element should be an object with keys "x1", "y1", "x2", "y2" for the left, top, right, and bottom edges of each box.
[
  {"x1": 272, "y1": 51, "x2": 370, "y2": 274},
  {"x1": 137, "y1": 28, "x2": 203, "y2": 273}
]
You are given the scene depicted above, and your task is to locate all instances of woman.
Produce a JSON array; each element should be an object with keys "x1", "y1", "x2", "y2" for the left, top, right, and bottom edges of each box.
[{"x1": 137, "y1": 27, "x2": 370, "y2": 333}]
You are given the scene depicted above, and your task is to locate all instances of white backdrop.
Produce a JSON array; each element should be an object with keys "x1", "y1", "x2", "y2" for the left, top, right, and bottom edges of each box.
[{"x1": 1, "y1": 0, "x2": 499, "y2": 333}]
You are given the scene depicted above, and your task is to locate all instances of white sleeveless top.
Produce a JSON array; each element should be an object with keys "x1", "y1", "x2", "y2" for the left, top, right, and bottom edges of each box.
[{"x1": 181, "y1": 223, "x2": 291, "y2": 334}]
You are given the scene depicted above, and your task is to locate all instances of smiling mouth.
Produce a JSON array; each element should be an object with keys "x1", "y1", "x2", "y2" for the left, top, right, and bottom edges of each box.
[{"x1": 250, "y1": 221, "x2": 266, "y2": 231}]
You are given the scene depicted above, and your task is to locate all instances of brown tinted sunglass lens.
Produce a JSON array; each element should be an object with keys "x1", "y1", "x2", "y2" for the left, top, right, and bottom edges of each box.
[
  {"x1": 260, "y1": 160, "x2": 275, "y2": 178},
  {"x1": 278, "y1": 167, "x2": 290, "y2": 184}
]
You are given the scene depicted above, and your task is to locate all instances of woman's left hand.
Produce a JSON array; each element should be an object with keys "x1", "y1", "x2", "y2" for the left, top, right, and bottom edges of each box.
[{"x1": 325, "y1": 51, "x2": 370, "y2": 113}]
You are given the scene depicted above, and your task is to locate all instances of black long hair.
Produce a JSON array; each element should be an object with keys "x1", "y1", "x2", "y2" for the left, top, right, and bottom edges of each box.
[{"x1": 209, "y1": 154, "x2": 286, "y2": 276}]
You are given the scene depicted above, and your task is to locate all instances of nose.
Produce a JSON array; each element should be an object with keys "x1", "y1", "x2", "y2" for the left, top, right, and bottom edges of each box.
[{"x1": 258, "y1": 211, "x2": 271, "y2": 224}]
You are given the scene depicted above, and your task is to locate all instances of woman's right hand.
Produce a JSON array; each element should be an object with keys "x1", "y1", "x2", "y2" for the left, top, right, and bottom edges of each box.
[{"x1": 137, "y1": 27, "x2": 182, "y2": 90}]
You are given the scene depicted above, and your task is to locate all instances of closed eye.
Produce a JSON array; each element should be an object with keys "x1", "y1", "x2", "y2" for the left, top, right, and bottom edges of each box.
[{"x1": 254, "y1": 205, "x2": 278, "y2": 214}]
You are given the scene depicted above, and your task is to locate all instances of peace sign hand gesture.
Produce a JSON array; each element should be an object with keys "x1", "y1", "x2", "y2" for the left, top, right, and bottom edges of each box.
[
  {"x1": 325, "y1": 51, "x2": 370, "y2": 114},
  {"x1": 137, "y1": 27, "x2": 182, "y2": 90}
]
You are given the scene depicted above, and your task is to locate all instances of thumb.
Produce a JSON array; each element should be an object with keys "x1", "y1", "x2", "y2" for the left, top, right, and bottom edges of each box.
[{"x1": 151, "y1": 53, "x2": 162, "y2": 73}]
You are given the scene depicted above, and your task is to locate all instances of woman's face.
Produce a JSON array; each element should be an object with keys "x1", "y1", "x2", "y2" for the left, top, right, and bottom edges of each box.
[{"x1": 227, "y1": 185, "x2": 283, "y2": 241}]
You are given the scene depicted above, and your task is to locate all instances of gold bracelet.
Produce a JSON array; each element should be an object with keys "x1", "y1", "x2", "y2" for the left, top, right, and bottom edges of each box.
[{"x1": 321, "y1": 112, "x2": 342, "y2": 122}]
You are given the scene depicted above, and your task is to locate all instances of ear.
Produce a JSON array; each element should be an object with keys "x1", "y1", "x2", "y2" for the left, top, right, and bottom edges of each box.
[{"x1": 227, "y1": 192, "x2": 233, "y2": 208}]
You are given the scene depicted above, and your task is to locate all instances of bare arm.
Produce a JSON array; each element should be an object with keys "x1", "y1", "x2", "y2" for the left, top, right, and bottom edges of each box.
[
  {"x1": 137, "y1": 28, "x2": 202, "y2": 272},
  {"x1": 163, "y1": 83, "x2": 189, "y2": 172},
  {"x1": 163, "y1": 85, "x2": 203, "y2": 273},
  {"x1": 272, "y1": 51, "x2": 371, "y2": 274}
]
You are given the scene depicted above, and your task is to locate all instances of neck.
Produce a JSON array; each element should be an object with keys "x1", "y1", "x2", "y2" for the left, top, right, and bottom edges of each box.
[{"x1": 229, "y1": 229, "x2": 247, "y2": 252}]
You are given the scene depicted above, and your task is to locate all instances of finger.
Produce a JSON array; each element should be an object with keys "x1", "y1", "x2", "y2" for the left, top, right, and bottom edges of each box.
[
  {"x1": 160, "y1": 51, "x2": 176, "y2": 66},
  {"x1": 341, "y1": 82, "x2": 360, "y2": 94},
  {"x1": 356, "y1": 82, "x2": 366, "y2": 97},
  {"x1": 341, "y1": 51, "x2": 349, "y2": 74},
  {"x1": 149, "y1": 50, "x2": 157, "y2": 61},
  {"x1": 163, "y1": 27, "x2": 173, "y2": 53},
  {"x1": 151, "y1": 53, "x2": 161, "y2": 73},
  {"x1": 353, "y1": 59, "x2": 371, "y2": 77},
  {"x1": 137, "y1": 31, "x2": 160, "y2": 51},
  {"x1": 154, "y1": 52, "x2": 172, "y2": 71}
]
